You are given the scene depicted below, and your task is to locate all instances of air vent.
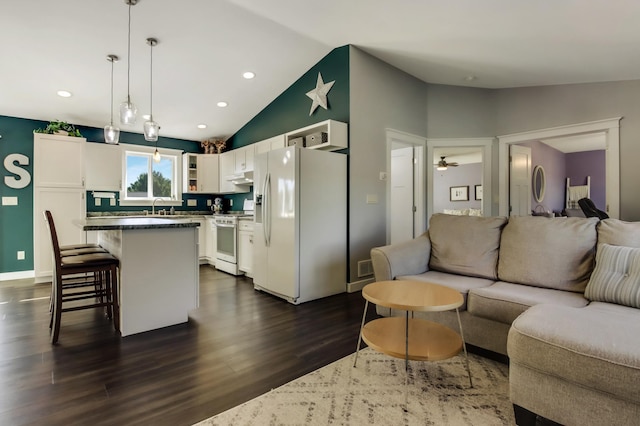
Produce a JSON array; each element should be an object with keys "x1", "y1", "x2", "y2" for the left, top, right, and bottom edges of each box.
[{"x1": 357, "y1": 259, "x2": 373, "y2": 278}]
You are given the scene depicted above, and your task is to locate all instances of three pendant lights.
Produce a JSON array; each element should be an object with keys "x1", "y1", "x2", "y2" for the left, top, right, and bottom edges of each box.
[{"x1": 105, "y1": 0, "x2": 160, "y2": 158}]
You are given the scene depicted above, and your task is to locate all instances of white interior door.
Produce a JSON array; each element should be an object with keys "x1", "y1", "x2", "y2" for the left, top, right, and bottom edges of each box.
[
  {"x1": 509, "y1": 145, "x2": 532, "y2": 216},
  {"x1": 390, "y1": 146, "x2": 414, "y2": 244}
]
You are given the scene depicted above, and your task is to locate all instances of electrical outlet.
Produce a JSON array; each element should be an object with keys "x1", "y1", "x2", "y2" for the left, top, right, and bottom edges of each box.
[
  {"x1": 187, "y1": 199, "x2": 197, "y2": 207},
  {"x1": 379, "y1": 172, "x2": 387, "y2": 181},
  {"x1": 207, "y1": 199, "x2": 212, "y2": 206},
  {"x1": 230, "y1": 199, "x2": 233, "y2": 206},
  {"x1": 17, "y1": 251, "x2": 25, "y2": 260},
  {"x1": 110, "y1": 198, "x2": 116, "y2": 206},
  {"x1": 95, "y1": 198, "x2": 101, "y2": 206}
]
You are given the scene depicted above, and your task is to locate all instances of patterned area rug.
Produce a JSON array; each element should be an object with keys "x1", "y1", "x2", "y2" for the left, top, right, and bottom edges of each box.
[{"x1": 195, "y1": 348, "x2": 514, "y2": 425}]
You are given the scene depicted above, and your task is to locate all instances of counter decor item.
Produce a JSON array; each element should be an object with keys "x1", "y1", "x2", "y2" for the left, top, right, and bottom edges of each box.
[
  {"x1": 201, "y1": 138, "x2": 226, "y2": 154},
  {"x1": 35, "y1": 120, "x2": 83, "y2": 137}
]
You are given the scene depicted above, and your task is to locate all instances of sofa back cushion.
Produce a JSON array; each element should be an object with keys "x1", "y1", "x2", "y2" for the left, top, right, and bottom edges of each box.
[
  {"x1": 498, "y1": 216, "x2": 599, "y2": 292},
  {"x1": 585, "y1": 244, "x2": 640, "y2": 308},
  {"x1": 597, "y1": 219, "x2": 640, "y2": 248},
  {"x1": 428, "y1": 214, "x2": 507, "y2": 280}
]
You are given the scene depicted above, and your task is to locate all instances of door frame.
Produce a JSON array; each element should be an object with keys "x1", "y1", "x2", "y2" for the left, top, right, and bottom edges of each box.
[
  {"x1": 386, "y1": 129, "x2": 426, "y2": 244},
  {"x1": 497, "y1": 117, "x2": 621, "y2": 218},
  {"x1": 426, "y1": 138, "x2": 494, "y2": 222}
]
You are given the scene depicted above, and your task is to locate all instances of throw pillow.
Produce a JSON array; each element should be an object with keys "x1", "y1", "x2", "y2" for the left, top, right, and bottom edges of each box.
[{"x1": 585, "y1": 243, "x2": 640, "y2": 308}]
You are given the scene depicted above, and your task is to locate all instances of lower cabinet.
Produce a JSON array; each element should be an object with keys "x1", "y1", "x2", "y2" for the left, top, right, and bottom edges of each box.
[
  {"x1": 238, "y1": 219, "x2": 253, "y2": 277},
  {"x1": 206, "y1": 218, "x2": 216, "y2": 266}
]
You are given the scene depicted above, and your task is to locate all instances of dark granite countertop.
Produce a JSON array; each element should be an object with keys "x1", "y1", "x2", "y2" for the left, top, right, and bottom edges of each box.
[{"x1": 76, "y1": 217, "x2": 200, "y2": 231}]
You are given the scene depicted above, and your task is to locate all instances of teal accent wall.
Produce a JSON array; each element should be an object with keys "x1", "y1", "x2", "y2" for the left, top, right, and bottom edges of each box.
[
  {"x1": 226, "y1": 46, "x2": 350, "y2": 149},
  {"x1": 0, "y1": 114, "x2": 200, "y2": 275}
]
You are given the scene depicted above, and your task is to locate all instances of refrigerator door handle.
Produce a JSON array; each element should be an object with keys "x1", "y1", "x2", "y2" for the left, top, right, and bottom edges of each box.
[{"x1": 265, "y1": 172, "x2": 271, "y2": 247}]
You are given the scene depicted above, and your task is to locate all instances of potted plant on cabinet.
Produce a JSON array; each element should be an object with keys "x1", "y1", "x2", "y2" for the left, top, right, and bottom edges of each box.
[{"x1": 35, "y1": 120, "x2": 83, "y2": 137}]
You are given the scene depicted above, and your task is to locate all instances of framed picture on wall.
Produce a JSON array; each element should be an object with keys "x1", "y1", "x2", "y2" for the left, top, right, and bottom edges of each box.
[
  {"x1": 475, "y1": 185, "x2": 483, "y2": 200},
  {"x1": 450, "y1": 186, "x2": 469, "y2": 201}
]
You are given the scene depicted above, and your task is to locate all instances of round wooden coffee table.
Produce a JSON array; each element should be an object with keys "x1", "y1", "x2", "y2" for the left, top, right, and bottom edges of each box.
[{"x1": 353, "y1": 280, "x2": 473, "y2": 408}]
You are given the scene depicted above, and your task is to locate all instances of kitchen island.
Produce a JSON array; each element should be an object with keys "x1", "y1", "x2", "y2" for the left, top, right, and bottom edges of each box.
[{"x1": 76, "y1": 217, "x2": 200, "y2": 337}]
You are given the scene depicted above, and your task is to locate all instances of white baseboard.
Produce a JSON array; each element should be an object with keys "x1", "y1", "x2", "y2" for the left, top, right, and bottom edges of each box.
[
  {"x1": 0, "y1": 270, "x2": 35, "y2": 282},
  {"x1": 347, "y1": 277, "x2": 375, "y2": 293}
]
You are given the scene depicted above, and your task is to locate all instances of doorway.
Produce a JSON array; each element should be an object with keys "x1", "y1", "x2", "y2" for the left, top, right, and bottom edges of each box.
[
  {"x1": 386, "y1": 129, "x2": 425, "y2": 244},
  {"x1": 497, "y1": 118, "x2": 621, "y2": 219}
]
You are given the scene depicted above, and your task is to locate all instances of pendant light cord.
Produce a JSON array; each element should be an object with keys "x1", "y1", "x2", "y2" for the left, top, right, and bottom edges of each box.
[
  {"x1": 110, "y1": 58, "x2": 115, "y2": 125},
  {"x1": 149, "y1": 40, "x2": 153, "y2": 118},
  {"x1": 126, "y1": 2, "x2": 132, "y2": 104}
]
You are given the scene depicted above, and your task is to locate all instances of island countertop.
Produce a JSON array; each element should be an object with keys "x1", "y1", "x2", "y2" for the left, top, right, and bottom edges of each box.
[{"x1": 76, "y1": 216, "x2": 200, "y2": 231}]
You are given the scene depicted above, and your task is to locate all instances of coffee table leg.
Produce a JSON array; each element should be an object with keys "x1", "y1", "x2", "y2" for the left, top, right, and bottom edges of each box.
[
  {"x1": 456, "y1": 308, "x2": 473, "y2": 388},
  {"x1": 404, "y1": 310, "x2": 409, "y2": 412},
  {"x1": 353, "y1": 300, "x2": 369, "y2": 367}
]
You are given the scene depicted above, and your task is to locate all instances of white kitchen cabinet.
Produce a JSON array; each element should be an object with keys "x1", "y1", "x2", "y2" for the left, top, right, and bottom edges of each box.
[
  {"x1": 183, "y1": 154, "x2": 219, "y2": 193},
  {"x1": 255, "y1": 134, "x2": 285, "y2": 155},
  {"x1": 285, "y1": 119, "x2": 347, "y2": 151},
  {"x1": 33, "y1": 133, "x2": 86, "y2": 282},
  {"x1": 218, "y1": 151, "x2": 250, "y2": 194},
  {"x1": 234, "y1": 145, "x2": 254, "y2": 173},
  {"x1": 206, "y1": 218, "x2": 217, "y2": 266},
  {"x1": 33, "y1": 133, "x2": 85, "y2": 187},
  {"x1": 192, "y1": 217, "x2": 207, "y2": 263},
  {"x1": 85, "y1": 142, "x2": 122, "y2": 191},
  {"x1": 238, "y1": 219, "x2": 253, "y2": 277}
]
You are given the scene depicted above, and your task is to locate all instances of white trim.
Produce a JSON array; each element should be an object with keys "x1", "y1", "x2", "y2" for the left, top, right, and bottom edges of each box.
[
  {"x1": 347, "y1": 277, "x2": 375, "y2": 293},
  {"x1": 120, "y1": 144, "x2": 184, "y2": 206},
  {"x1": 497, "y1": 118, "x2": 621, "y2": 218},
  {"x1": 0, "y1": 270, "x2": 35, "y2": 281},
  {"x1": 426, "y1": 138, "x2": 494, "y2": 222},
  {"x1": 385, "y1": 129, "x2": 427, "y2": 244}
]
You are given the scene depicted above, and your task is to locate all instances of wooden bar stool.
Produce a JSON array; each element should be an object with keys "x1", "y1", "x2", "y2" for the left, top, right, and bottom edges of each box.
[{"x1": 44, "y1": 210, "x2": 120, "y2": 344}]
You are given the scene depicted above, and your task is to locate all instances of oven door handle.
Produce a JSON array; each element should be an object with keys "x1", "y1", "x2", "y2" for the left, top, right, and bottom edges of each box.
[{"x1": 215, "y1": 223, "x2": 236, "y2": 228}]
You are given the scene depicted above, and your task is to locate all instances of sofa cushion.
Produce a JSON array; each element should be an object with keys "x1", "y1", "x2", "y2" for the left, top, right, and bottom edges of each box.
[
  {"x1": 397, "y1": 270, "x2": 495, "y2": 311},
  {"x1": 585, "y1": 244, "x2": 640, "y2": 308},
  {"x1": 467, "y1": 282, "x2": 588, "y2": 324},
  {"x1": 597, "y1": 218, "x2": 640, "y2": 248},
  {"x1": 498, "y1": 216, "x2": 599, "y2": 292},
  {"x1": 508, "y1": 302, "x2": 640, "y2": 404},
  {"x1": 428, "y1": 214, "x2": 507, "y2": 280}
]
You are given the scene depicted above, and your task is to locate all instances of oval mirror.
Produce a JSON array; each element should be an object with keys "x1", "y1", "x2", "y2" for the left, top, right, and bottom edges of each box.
[{"x1": 532, "y1": 165, "x2": 546, "y2": 202}]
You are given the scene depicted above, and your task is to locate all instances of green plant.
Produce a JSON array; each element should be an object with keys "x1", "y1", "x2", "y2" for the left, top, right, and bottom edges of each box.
[{"x1": 35, "y1": 120, "x2": 83, "y2": 137}]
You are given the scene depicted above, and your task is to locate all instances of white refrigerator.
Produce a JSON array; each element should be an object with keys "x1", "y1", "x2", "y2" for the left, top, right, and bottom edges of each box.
[{"x1": 253, "y1": 146, "x2": 347, "y2": 304}]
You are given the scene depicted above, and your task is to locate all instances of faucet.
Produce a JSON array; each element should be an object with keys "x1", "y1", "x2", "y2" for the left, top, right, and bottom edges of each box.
[{"x1": 152, "y1": 198, "x2": 163, "y2": 215}]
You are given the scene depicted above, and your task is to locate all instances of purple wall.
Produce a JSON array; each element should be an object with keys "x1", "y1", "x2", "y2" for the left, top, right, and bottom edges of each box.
[
  {"x1": 566, "y1": 150, "x2": 606, "y2": 210},
  {"x1": 433, "y1": 163, "x2": 483, "y2": 212},
  {"x1": 518, "y1": 140, "x2": 566, "y2": 213}
]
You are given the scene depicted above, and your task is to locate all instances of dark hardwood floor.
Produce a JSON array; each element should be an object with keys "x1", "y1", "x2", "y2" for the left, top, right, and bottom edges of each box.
[{"x1": 0, "y1": 266, "x2": 377, "y2": 425}]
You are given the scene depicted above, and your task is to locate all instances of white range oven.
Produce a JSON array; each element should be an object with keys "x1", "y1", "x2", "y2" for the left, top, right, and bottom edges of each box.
[
  {"x1": 214, "y1": 200, "x2": 254, "y2": 276},
  {"x1": 214, "y1": 215, "x2": 240, "y2": 275}
]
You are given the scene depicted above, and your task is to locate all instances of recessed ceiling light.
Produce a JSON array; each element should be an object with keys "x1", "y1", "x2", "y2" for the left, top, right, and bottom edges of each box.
[
  {"x1": 57, "y1": 90, "x2": 72, "y2": 98},
  {"x1": 243, "y1": 71, "x2": 255, "y2": 79},
  {"x1": 197, "y1": 124, "x2": 207, "y2": 129},
  {"x1": 217, "y1": 101, "x2": 228, "y2": 108}
]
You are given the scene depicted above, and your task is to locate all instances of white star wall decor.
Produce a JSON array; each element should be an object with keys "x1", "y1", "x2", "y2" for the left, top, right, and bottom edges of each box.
[{"x1": 306, "y1": 72, "x2": 335, "y2": 116}]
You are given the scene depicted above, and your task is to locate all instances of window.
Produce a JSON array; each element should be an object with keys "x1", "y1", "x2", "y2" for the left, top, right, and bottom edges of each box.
[{"x1": 120, "y1": 144, "x2": 182, "y2": 204}]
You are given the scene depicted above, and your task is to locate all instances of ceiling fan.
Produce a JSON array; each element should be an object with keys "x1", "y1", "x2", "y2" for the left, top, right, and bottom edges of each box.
[{"x1": 435, "y1": 156, "x2": 459, "y2": 170}]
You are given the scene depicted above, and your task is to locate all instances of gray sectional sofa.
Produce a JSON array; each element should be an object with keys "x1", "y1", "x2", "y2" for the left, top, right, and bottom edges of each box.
[{"x1": 370, "y1": 214, "x2": 640, "y2": 426}]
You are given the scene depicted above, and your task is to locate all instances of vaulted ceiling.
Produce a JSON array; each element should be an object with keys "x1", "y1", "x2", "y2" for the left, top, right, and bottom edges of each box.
[{"x1": 2, "y1": 0, "x2": 639, "y2": 141}]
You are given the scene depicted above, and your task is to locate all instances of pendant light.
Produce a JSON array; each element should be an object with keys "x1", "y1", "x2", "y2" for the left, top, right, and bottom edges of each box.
[
  {"x1": 104, "y1": 54, "x2": 120, "y2": 144},
  {"x1": 119, "y1": 0, "x2": 138, "y2": 125},
  {"x1": 144, "y1": 37, "x2": 160, "y2": 145}
]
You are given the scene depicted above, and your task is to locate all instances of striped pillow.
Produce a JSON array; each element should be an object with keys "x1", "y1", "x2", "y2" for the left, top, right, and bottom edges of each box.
[{"x1": 585, "y1": 244, "x2": 640, "y2": 308}]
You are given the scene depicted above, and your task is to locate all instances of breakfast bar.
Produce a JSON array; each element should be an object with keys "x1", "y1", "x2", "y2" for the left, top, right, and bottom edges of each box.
[{"x1": 76, "y1": 217, "x2": 200, "y2": 337}]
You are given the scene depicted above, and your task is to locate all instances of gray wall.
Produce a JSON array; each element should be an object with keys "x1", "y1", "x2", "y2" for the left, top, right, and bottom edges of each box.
[
  {"x1": 495, "y1": 80, "x2": 640, "y2": 220},
  {"x1": 348, "y1": 46, "x2": 427, "y2": 283},
  {"x1": 433, "y1": 163, "x2": 483, "y2": 212}
]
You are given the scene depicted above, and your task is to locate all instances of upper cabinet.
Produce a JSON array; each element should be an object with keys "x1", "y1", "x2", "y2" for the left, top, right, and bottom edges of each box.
[
  {"x1": 255, "y1": 134, "x2": 286, "y2": 155},
  {"x1": 33, "y1": 133, "x2": 86, "y2": 188},
  {"x1": 183, "y1": 153, "x2": 220, "y2": 194},
  {"x1": 285, "y1": 119, "x2": 347, "y2": 151},
  {"x1": 219, "y1": 151, "x2": 250, "y2": 194},
  {"x1": 85, "y1": 142, "x2": 122, "y2": 191},
  {"x1": 234, "y1": 145, "x2": 254, "y2": 173}
]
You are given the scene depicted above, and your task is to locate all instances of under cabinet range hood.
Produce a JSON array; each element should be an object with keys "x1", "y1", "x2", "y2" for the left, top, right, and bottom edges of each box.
[{"x1": 226, "y1": 171, "x2": 253, "y2": 185}]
